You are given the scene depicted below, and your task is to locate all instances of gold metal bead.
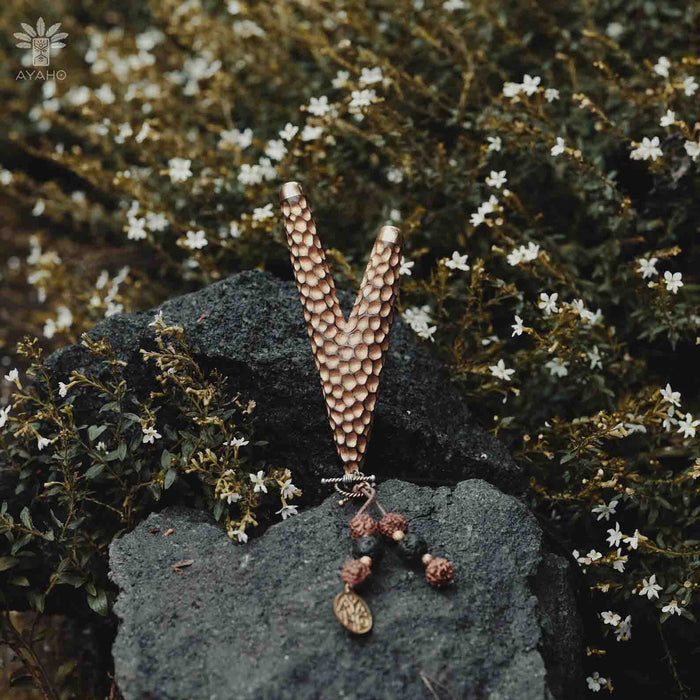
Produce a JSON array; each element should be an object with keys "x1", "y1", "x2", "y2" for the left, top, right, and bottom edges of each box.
[
  {"x1": 360, "y1": 555, "x2": 372, "y2": 566},
  {"x1": 392, "y1": 530, "x2": 405, "y2": 541},
  {"x1": 421, "y1": 553, "x2": 433, "y2": 565}
]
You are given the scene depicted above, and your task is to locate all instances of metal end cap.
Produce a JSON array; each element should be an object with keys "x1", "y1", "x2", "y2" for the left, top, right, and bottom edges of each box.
[
  {"x1": 378, "y1": 224, "x2": 401, "y2": 244},
  {"x1": 279, "y1": 181, "x2": 303, "y2": 201}
]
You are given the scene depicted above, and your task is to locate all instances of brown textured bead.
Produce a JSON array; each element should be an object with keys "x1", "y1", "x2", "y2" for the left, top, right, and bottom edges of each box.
[
  {"x1": 378, "y1": 512, "x2": 408, "y2": 538},
  {"x1": 425, "y1": 557, "x2": 454, "y2": 587},
  {"x1": 278, "y1": 183, "x2": 402, "y2": 475},
  {"x1": 339, "y1": 558, "x2": 372, "y2": 588},
  {"x1": 349, "y1": 513, "x2": 377, "y2": 539}
]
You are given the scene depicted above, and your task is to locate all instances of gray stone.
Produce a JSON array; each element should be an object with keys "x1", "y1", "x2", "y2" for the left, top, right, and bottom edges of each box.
[
  {"x1": 109, "y1": 479, "x2": 583, "y2": 700},
  {"x1": 47, "y1": 270, "x2": 522, "y2": 500}
]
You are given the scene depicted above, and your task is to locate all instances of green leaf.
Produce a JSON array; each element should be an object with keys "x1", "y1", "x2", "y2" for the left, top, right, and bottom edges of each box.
[
  {"x1": 88, "y1": 424, "x2": 108, "y2": 442},
  {"x1": 87, "y1": 588, "x2": 109, "y2": 616},
  {"x1": 164, "y1": 469, "x2": 177, "y2": 490},
  {"x1": 0, "y1": 556, "x2": 20, "y2": 572},
  {"x1": 20, "y1": 507, "x2": 33, "y2": 531},
  {"x1": 28, "y1": 591, "x2": 45, "y2": 613},
  {"x1": 161, "y1": 450, "x2": 172, "y2": 468},
  {"x1": 9, "y1": 576, "x2": 30, "y2": 587},
  {"x1": 85, "y1": 464, "x2": 106, "y2": 480},
  {"x1": 117, "y1": 442, "x2": 127, "y2": 461}
]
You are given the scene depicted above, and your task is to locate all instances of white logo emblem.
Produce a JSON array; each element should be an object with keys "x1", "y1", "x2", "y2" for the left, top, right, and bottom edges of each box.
[{"x1": 14, "y1": 18, "x2": 68, "y2": 67}]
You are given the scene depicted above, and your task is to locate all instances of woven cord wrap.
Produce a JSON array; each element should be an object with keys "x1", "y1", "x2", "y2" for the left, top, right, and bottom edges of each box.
[{"x1": 278, "y1": 182, "x2": 402, "y2": 476}]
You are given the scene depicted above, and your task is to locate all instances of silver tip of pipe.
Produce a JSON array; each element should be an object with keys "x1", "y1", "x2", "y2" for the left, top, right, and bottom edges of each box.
[{"x1": 279, "y1": 181, "x2": 303, "y2": 201}]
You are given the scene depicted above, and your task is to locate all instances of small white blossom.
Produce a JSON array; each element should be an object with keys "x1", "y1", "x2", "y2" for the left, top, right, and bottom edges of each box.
[
  {"x1": 301, "y1": 125, "x2": 323, "y2": 141},
  {"x1": 349, "y1": 89, "x2": 376, "y2": 109},
  {"x1": 660, "y1": 109, "x2": 676, "y2": 127},
  {"x1": 615, "y1": 615, "x2": 632, "y2": 642},
  {"x1": 226, "y1": 492, "x2": 242, "y2": 505},
  {"x1": 520, "y1": 74, "x2": 541, "y2": 96},
  {"x1": 485, "y1": 170, "x2": 507, "y2": 188},
  {"x1": 545, "y1": 358, "x2": 569, "y2": 378},
  {"x1": 662, "y1": 600, "x2": 682, "y2": 616},
  {"x1": 623, "y1": 529, "x2": 640, "y2": 550},
  {"x1": 224, "y1": 437, "x2": 249, "y2": 449},
  {"x1": 280, "y1": 479, "x2": 298, "y2": 500},
  {"x1": 630, "y1": 136, "x2": 663, "y2": 161},
  {"x1": 387, "y1": 167, "x2": 404, "y2": 183},
  {"x1": 684, "y1": 140, "x2": 700, "y2": 160},
  {"x1": 637, "y1": 256, "x2": 658, "y2": 279},
  {"x1": 443, "y1": 0, "x2": 466, "y2": 10},
  {"x1": 399, "y1": 257, "x2": 414, "y2": 276},
  {"x1": 444, "y1": 251, "x2": 470, "y2": 272},
  {"x1": 601, "y1": 610, "x2": 621, "y2": 626},
  {"x1": 489, "y1": 359, "x2": 515, "y2": 381},
  {"x1": 250, "y1": 470, "x2": 268, "y2": 493},
  {"x1": 550, "y1": 137, "x2": 566, "y2": 156},
  {"x1": 640, "y1": 574, "x2": 662, "y2": 600},
  {"x1": 654, "y1": 56, "x2": 671, "y2": 78},
  {"x1": 660, "y1": 383, "x2": 681, "y2": 407},
  {"x1": 4, "y1": 369, "x2": 19, "y2": 385},
  {"x1": 511, "y1": 315, "x2": 524, "y2": 337},
  {"x1": 96, "y1": 441, "x2": 106, "y2": 452},
  {"x1": 544, "y1": 88, "x2": 560, "y2": 102},
  {"x1": 538, "y1": 292, "x2": 559, "y2": 316},
  {"x1": 331, "y1": 70, "x2": 350, "y2": 89},
  {"x1": 265, "y1": 139, "x2": 287, "y2": 161},
  {"x1": 58, "y1": 382, "x2": 69, "y2": 398},
  {"x1": 0, "y1": 405, "x2": 11, "y2": 429},
  {"x1": 607, "y1": 522, "x2": 622, "y2": 548},
  {"x1": 220, "y1": 128, "x2": 253, "y2": 150},
  {"x1": 167, "y1": 157, "x2": 192, "y2": 183},
  {"x1": 307, "y1": 96, "x2": 330, "y2": 116},
  {"x1": 184, "y1": 230, "x2": 208, "y2": 250},
  {"x1": 359, "y1": 67, "x2": 383, "y2": 86},
  {"x1": 592, "y1": 499, "x2": 618, "y2": 522},
  {"x1": 126, "y1": 217, "x2": 147, "y2": 241},
  {"x1": 142, "y1": 425, "x2": 162, "y2": 444},
  {"x1": 37, "y1": 435, "x2": 52, "y2": 451},
  {"x1": 677, "y1": 413, "x2": 699, "y2": 439},
  {"x1": 487, "y1": 136, "x2": 502, "y2": 152},
  {"x1": 253, "y1": 203, "x2": 274, "y2": 221},
  {"x1": 587, "y1": 346, "x2": 602, "y2": 370},
  {"x1": 233, "y1": 528, "x2": 248, "y2": 543},
  {"x1": 683, "y1": 75, "x2": 698, "y2": 96},
  {"x1": 279, "y1": 123, "x2": 299, "y2": 141},
  {"x1": 276, "y1": 504, "x2": 299, "y2": 520},
  {"x1": 586, "y1": 672, "x2": 607, "y2": 692},
  {"x1": 663, "y1": 270, "x2": 683, "y2": 294}
]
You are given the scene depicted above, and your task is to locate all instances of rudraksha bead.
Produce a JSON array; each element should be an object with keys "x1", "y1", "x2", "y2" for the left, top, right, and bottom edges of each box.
[
  {"x1": 352, "y1": 535, "x2": 384, "y2": 564},
  {"x1": 339, "y1": 558, "x2": 372, "y2": 588},
  {"x1": 425, "y1": 557, "x2": 454, "y2": 587},
  {"x1": 377, "y1": 512, "x2": 408, "y2": 538},
  {"x1": 397, "y1": 533, "x2": 428, "y2": 567},
  {"x1": 349, "y1": 513, "x2": 377, "y2": 539}
]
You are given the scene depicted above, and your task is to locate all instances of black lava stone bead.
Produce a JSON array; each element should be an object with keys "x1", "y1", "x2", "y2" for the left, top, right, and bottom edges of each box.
[
  {"x1": 351, "y1": 535, "x2": 384, "y2": 564},
  {"x1": 397, "y1": 533, "x2": 428, "y2": 566}
]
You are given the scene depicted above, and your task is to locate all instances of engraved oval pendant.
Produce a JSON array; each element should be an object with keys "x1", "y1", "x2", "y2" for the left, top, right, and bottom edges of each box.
[{"x1": 333, "y1": 586, "x2": 373, "y2": 634}]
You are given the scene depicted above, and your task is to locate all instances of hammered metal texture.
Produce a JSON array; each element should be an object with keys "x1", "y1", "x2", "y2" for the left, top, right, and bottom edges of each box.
[{"x1": 278, "y1": 183, "x2": 402, "y2": 475}]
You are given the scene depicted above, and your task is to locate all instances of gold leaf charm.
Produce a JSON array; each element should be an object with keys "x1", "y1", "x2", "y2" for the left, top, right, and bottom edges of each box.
[{"x1": 333, "y1": 586, "x2": 373, "y2": 634}]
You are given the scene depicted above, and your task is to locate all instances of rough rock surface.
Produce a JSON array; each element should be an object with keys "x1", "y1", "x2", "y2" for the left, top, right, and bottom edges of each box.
[
  {"x1": 109, "y1": 479, "x2": 583, "y2": 700},
  {"x1": 47, "y1": 270, "x2": 522, "y2": 499}
]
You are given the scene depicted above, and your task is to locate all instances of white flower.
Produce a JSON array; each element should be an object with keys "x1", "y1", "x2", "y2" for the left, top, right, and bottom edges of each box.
[
  {"x1": 232, "y1": 20, "x2": 265, "y2": 38},
  {"x1": 265, "y1": 139, "x2": 287, "y2": 161},
  {"x1": 683, "y1": 75, "x2": 698, "y2": 96},
  {"x1": 639, "y1": 574, "x2": 662, "y2": 600},
  {"x1": 443, "y1": 0, "x2": 466, "y2": 10},
  {"x1": 684, "y1": 140, "x2": 700, "y2": 160},
  {"x1": 660, "y1": 383, "x2": 681, "y2": 407},
  {"x1": 227, "y1": 1, "x2": 241, "y2": 14},
  {"x1": 32, "y1": 199, "x2": 45, "y2": 216},
  {"x1": 96, "y1": 441, "x2": 106, "y2": 452},
  {"x1": 58, "y1": 382, "x2": 69, "y2": 398},
  {"x1": 630, "y1": 136, "x2": 663, "y2": 161},
  {"x1": 538, "y1": 292, "x2": 559, "y2": 316},
  {"x1": 592, "y1": 499, "x2": 618, "y2": 522},
  {"x1": 485, "y1": 170, "x2": 507, "y2": 188},
  {"x1": 660, "y1": 109, "x2": 676, "y2": 127},
  {"x1": 544, "y1": 88, "x2": 560, "y2": 102},
  {"x1": 332, "y1": 70, "x2": 350, "y2": 89},
  {"x1": 252, "y1": 203, "x2": 274, "y2": 221},
  {"x1": 146, "y1": 212, "x2": 168, "y2": 232},
  {"x1": 601, "y1": 610, "x2": 621, "y2": 626},
  {"x1": 349, "y1": 89, "x2": 376, "y2": 109},
  {"x1": 587, "y1": 346, "x2": 602, "y2": 370},
  {"x1": 502, "y1": 82, "x2": 521, "y2": 98},
  {"x1": 301, "y1": 125, "x2": 323, "y2": 141},
  {"x1": 233, "y1": 528, "x2": 248, "y2": 543},
  {"x1": 489, "y1": 359, "x2": 515, "y2": 381},
  {"x1": 606, "y1": 522, "x2": 622, "y2": 547},
  {"x1": 279, "y1": 123, "x2": 299, "y2": 141},
  {"x1": 662, "y1": 406, "x2": 677, "y2": 432},
  {"x1": 623, "y1": 529, "x2": 640, "y2": 550},
  {"x1": 386, "y1": 167, "x2": 404, "y2": 183},
  {"x1": 399, "y1": 257, "x2": 414, "y2": 276},
  {"x1": 487, "y1": 136, "x2": 502, "y2": 152},
  {"x1": 0, "y1": 169, "x2": 13, "y2": 185},
  {"x1": 521, "y1": 74, "x2": 541, "y2": 96},
  {"x1": 184, "y1": 230, "x2": 208, "y2": 250},
  {"x1": 0, "y1": 405, "x2": 11, "y2": 429},
  {"x1": 663, "y1": 270, "x2": 683, "y2": 294},
  {"x1": 250, "y1": 470, "x2": 268, "y2": 493},
  {"x1": 545, "y1": 358, "x2": 569, "y2": 378},
  {"x1": 37, "y1": 435, "x2": 52, "y2": 451},
  {"x1": 511, "y1": 315, "x2": 524, "y2": 337},
  {"x1": 95, "y1": 84, "x2": 115, "y2": 104},
  {"x1": 307, "y1": 96, "x2": 330, "y2": 116},
  {"x1": 280, "y1": 479, "x2": 298, "y2": 499},
  {"x1": 359, "y1": 67, "x2": 383, "y2": 86},
  {"x1": 220, "y1": 127, "x2": 253, "y2": 149},
  {"x1": 226, "y1": 492, "x2": 242, "y2": 505},
  {"x1": 606, "y1": 22, "x2": 624, "y2": 38},
  {"x1": 677, "y1": 413, "x2": 699, "y2": 439},
  {"x1": 168, "y1": 157, "x2": 192, "y2": 182},
  {"x1": 416, "y1": 325, "x2": 437, "y2": 342},
  {"x1": 444, "y1": 251, "x2": 470, "y2": 272},
  {"x1": 615, "y1": 615, "x2": 632, "y2": 642},
  {"x1": 637, "y1": 256, "x2": 658, "y2": 279},
  {"x1": 586, "y1": 672, "x2": 607, "y2": 692},
  {"x1": 654, "y1": 56, "x2": 671, "y2": 78},
  {"x1": 550, "y1": 137, "x2": 566, "y2": 156},
  {"x1": 586, "y1": 549, "x2": 602, "y2": 563},
  {"x1": 142, "y1": 425, "x2": 162, "y2": 444},
  {"x1": 276, "y1": 504, "x2": 299, "y2": 520},
  {"x1": 126, "y1": 217, "x2": 147, "y2": 241},
  {"x1": 4, "y1": 369, "x2": 19, "y2": 385},
  {"x1": 224, "y1": 437, "x2": 249, "y2": 448},
  {"x1": 662, "y1": 600, "x2": 682, "y2": 616}
]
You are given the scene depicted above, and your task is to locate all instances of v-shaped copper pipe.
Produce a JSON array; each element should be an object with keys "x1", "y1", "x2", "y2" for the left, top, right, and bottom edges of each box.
[{"x1": 278, "y1": 182, "x2": 402, "y2": 475}]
